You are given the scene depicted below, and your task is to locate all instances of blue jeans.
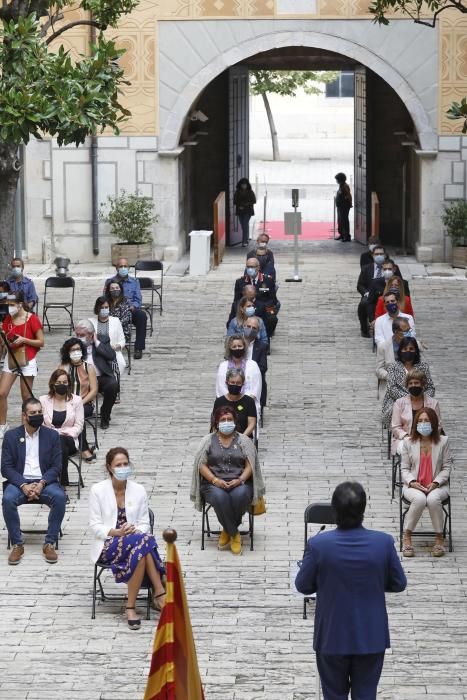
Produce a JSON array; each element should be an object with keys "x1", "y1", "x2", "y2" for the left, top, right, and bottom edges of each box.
[
  {"x1": 2, "y1": 482, "x2": 66, "y2": 545},
  {"x1": 238, "y1": 212, "x2": 251, "y2": 245}
]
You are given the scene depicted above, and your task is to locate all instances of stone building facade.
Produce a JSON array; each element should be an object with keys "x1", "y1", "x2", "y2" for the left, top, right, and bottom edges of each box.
[{"x1": 20, "y1": 2, "x2": 467, "y2": 263}]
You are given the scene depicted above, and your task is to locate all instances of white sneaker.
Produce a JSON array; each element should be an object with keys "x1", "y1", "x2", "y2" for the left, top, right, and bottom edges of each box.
[{"x1": 0, "y1": 424, "x2": 9, "y2": 439}]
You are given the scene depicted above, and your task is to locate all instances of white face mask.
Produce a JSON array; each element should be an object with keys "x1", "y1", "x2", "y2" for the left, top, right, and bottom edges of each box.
[
  {"x1": 382, "y1": 269, "x2": 393, "y2": 280},
  {"x1": 69, "y1": 350, "x2": 82, "y2": 362},
  {"x1": 8, "y1": 306, "x2": 19, "y2": 316}
]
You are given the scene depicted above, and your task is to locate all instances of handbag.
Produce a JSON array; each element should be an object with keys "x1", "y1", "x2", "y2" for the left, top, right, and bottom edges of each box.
[{"x1": 251, "y1": 496, "x2": 266, "y2": 516}]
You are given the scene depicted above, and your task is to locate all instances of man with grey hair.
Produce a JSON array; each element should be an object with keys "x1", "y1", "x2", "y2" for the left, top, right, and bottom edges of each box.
[
  {"x1": 376, "y1": 316, "x2": 411, "y2": 382},
  {"x1": 74, "y1": 319, "x2": 118, "y2": 430}
]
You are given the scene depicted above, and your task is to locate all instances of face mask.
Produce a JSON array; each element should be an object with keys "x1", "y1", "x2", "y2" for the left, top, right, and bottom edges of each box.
[
  {"x1": 69, "y1": 350, "x2": 82, "y2": 362},
  {"x1": 231, "y1": 348, "x2": 244, "y2": 359},
  {"x1": 27, "y1": 414, "x2": 44, "y2": 429},
  {"x1": 404, "y1": 330, "x2": 413, "y2": 338},
  {"x1": 99, "y1": 308, "x2": 110, "y2": 318},
  {"x1": 218, "y1": 421, "x2": 235, "y2": 435},
  {"x1": 113, "y1": 465, "x2": 132, "y2": 481},
  {"x1": 227, "y1": 384, "x2": 242, "y2": 396},
  {"x1": 400, "y1": 350, "x2": 416, "y2": 363},
  {"x1": 369, "y1": 244, "x2": 377, "y2": 252},
  {"x1": 386, "y1": 303, "x2": 398, "y2": 314},
  {"x1": 76, "y1": 336, "x2": 90, "y2": 348},
  {"x1": 258, "y1": 242, "x2": 267, "y2": 248},
  {"x1": 382, "y1": 270, "x2": 393, "y2": 280},
  {"x1": 246, "y1": 267, "x2": 257, "y2": 277},
  {"x1": 245, "y1": 306, "x2": 256, "y2": 317},
  {"x1": 117, "y1": 267, "x2": 128, "y2": 278},
  {"x1": 0, "y1": 293, "x2": 7, "y2": 300},
  {"x1": 374, "y1": 254, "x2": 385, "y2": 265},
  {"x1": 8, "y1": 306, "x2": 19, "y2": 316},
  {"x1": 11, "y1": 267, "x2": 22, "y2": 277},
  {"x1": 244, "y1": 327, "x2": 258, "y2": 340},
  {"x1": 54, "y1": 384, "x2": 68, "y2": 396},
  {"x1": 110, "y1": 289, "x2": 121, "y2": 299},
  {"x1": 417, "y1": 422, "x2": 432, "y2": 437},
  {"x1": 408, "y1": 385, "x2": 423, "y2": 397}
]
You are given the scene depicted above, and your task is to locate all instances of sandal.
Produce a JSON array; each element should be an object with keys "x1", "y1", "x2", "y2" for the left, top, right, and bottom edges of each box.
[
  {"x1": 432, "y1": 543, "x2": 445, "y2": 558},
  {"x1": 126, "y1": 606, "x2": 141, "y2": 629},
  {"x1": 152, "y1": 592, "x2": 166, "y2": 612},
  {"x1": 402, "y1": 542, "x2": 415, "y2": 557}
]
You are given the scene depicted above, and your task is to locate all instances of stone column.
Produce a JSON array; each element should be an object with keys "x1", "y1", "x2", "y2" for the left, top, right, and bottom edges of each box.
[{"x1": 415, "y1": 150, "x2": 446, "y2": 263}]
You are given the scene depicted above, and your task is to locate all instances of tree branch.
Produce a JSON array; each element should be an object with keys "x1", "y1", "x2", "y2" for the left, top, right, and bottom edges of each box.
[
  {"x1": 45, "y1": 19, "x2": 102, "y2": 45},
  {"x1": 40, "y1": 10, "x2": 64, "y2": 38}
]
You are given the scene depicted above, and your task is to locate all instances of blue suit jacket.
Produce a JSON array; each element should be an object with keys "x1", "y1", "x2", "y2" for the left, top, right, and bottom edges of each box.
[
  {"x1": 1, "y1": 426, "x2": 62, "y2": 488},
  {"x1": 295, "y1": 526, "x2": 407, "y2": 655}
]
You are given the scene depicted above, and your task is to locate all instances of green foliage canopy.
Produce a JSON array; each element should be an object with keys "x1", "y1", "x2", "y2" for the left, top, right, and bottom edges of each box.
[{"x1": 250, "y1": 70, "x2": 338, "y2": 97}]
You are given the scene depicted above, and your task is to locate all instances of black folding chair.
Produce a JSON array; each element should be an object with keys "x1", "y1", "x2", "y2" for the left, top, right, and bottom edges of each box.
[
  {"x1": 42, "y1": 277, "x2": 75, "y2": 333},
  {"x1": 85, "y1": 395, "x2": 99, "y2": 451},
  {"x1": 125, "y1": 324, "x2": 132, "y2": 375},
  {"x1": 201, "y1": 500, "x2": 254, "y2": 551},
  {"x1": 300, "y1": 502, "x2": 336, "y2": 619},
  {"x1": 91, "y1": 508, "x2": 155, "y2": 619},
  {"x1": 135, "y1": 260, "x2": 164, "y2": 327},
  {"x1": 69, "y1": 445, "x2": 85, "y2": 500},
  {"x1": 398, "y1": 470, "x2": 453, "y2": 552}
]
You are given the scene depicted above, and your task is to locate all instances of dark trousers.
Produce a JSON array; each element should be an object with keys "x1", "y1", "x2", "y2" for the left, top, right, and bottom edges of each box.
[
  {"x1": 80, "y1": 402, "x2": 94, "y2": 452},
  {"x1": 59, "y1": 434, "x2": 77, "y2": 487},
  {"x1": 132, "y1": 308, "x2": 147, "y2": 351},
  {"x1": 316, "y1": 652, "x2": 385, "y2": 700},
  {"x1": 337, "y1": 205, "x2": 351, "y2": 240},
  {"x1": 200, "y1": 481, "x2": 253, "y2": 537},
  {"x1": 357, "y1": 296, "x2": 369, "y2": 333},
  {"x1": 98, "y1": 375, "x2": 118, "y2": 422},
  {"x1": 262, "y1": 311, "x2": 278, "y2": 338},
  {"x1": 2, "y1": 482, "x2": 66, "y2": 546},
  {"x1": 238, "y1": 212, "x2": 251, "y2": 245}
]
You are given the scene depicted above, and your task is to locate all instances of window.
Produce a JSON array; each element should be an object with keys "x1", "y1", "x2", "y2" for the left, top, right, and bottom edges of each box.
[{"x1": 326, "y1": 71, "x2": 355, "y2": 98}]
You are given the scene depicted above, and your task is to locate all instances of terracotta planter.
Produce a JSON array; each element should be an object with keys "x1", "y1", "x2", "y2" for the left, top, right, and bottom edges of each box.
[
  {"x1": 452, "y1": 245, "x2": 467, "y2": 269},
  {"x1": 111, "y1": 242, "x2": 153, "y2": 266}
]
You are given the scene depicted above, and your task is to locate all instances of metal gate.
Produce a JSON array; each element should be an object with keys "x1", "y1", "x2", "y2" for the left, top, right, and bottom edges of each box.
[
  {"x1": 228, "y1": 65, "x2": 250, "y2": 246},
  {"x1": 354, "y1": 66, "x2": 368, "y2": 243}
]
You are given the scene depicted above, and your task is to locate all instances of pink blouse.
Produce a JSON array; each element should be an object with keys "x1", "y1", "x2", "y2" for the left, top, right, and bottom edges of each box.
[{"x1": 418, "y1": 453, "x2": 433, "y2": 487}]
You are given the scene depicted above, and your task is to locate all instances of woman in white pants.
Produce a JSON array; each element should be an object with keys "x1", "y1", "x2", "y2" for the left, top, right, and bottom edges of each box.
[{"x1": 401, "y1": 407, "x2": 452, "y2": 558}]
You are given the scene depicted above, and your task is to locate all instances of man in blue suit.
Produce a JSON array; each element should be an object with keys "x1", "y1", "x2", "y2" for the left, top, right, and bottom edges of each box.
[
  {"x1": 295, "y1": 482, "x2": 407, "y2": 700},
  {"x1": 1, "y1": 398, "x2": 65, "y2": 565}
]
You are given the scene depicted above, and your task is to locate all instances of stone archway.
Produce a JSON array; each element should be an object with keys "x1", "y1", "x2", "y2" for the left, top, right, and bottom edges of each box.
[{"x1": 158, "y1": 19, "x2": 438, "y2": 152}]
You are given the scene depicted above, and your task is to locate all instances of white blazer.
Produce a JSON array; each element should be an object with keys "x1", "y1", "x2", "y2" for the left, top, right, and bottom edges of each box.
[
  {"x1": 88, "y1": 479, "x2": 150, "y2": 563},
  {"x1": 215, "y1": 359, "x2": 262, "y2": 415},
  {"x1": 89, "y1": 316, "x2": 126, "y2": 373}
]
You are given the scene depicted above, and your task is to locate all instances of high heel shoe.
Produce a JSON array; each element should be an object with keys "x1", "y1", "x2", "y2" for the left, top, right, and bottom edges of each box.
[{"x1": 126, "y1": 607, "x2": 141, "y2": 629}]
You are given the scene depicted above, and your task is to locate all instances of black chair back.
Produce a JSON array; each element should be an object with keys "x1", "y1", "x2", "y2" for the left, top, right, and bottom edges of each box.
[
  {"x1": 45, "y1": 277, "x2": 75, "y2": 289},
  {"x1": 135, "y1": 260, "x2": 163, "y2": 273},
  {"x1": 138, "y1": 277, "x2": 154, "y2": 290}
]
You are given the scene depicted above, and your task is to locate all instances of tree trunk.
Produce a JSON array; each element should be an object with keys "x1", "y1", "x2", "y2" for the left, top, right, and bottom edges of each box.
[
  {"x1": 0, "y1": 142, "x2": 20, "y2": 277},
  {"x1": 261, "y1": 92, "x2": 280, "y2": 161}
]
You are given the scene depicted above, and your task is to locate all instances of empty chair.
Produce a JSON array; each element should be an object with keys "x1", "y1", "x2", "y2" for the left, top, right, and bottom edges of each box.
[
  {"x1": 42, "y1": 277, "x2": 75, "y2": 333},
  {"x1": 134, "y1": 260, "x2": 164, "y2": 331}
]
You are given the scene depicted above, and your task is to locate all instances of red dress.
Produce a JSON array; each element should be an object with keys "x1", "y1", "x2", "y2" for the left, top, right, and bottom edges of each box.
[{"x1": 375, "y1": 296, "x2": 414, "y2": 319}]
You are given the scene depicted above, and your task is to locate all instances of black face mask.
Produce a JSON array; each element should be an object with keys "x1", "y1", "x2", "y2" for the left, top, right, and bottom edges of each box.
[
  {"x1": 400, "y1": 351, "x2": 416, "y2": 363},
  {"x1": 110, "y1": 290, "x2": 121, "y2": 299},
  {"x1": 54, "y1": 384, "x2": 68, "y2": 396},
  {"x1": 28, "y1": 415, "x2": 44, "y2": 429},
  {"x1": 408, "y1": 385, "x2": 423, "y2": 397},
  {"x1": 230, "y1": 348, "x2": 245, "y2": 359},
  {"x1": 227, "y1": 384, "x2": 242, "y2": 395}
]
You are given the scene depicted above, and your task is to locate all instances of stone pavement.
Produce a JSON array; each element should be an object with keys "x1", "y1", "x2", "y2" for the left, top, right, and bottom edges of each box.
[{"x1": 1, "y1": 241, "x2": 467, "y2": 699}]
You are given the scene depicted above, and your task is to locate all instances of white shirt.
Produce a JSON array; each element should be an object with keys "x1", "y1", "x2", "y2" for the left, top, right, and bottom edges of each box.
[
  {"x1": 374, "y1": 312, "x2": 415, "y2": 346},
  {"x1": 23, "y1": 428, "x2": 42, "y2": 480},
  {"x1": 86, "y1": 345, "x2": 100, "y2": 376}
]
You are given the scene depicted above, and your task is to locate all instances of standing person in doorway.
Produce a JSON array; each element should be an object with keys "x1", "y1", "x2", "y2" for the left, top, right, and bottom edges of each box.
[
  {"x1": 234, "y1": 178, "x2": 256, "y2": 248},
  {"x1": 334, "y1": 172, "x2": 352, "y2": 242},
  {"x1": 296, "y1": 481, "x2": 407, "y2": 700}
]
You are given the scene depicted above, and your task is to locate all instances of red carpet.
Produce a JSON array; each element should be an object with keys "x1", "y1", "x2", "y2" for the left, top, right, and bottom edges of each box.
[{"x1": 258, "y1": 221, "x2": 336, "y2": 241}]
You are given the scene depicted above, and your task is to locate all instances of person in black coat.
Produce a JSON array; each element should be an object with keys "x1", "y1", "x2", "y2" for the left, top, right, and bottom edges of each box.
[
  {"x1": 334, "y1": 173, "x2": 352, "y2": 242},
  {"x1": 359, "y1": 236, "x2": 379, "y2": 269},
  {"x1": 356, "y1": 245, "x2": 387, "y2": 336},
  {"x1": 244, "y1": 317, "x2": 268, "y2": 409},
  {"x1": 75, "y1": 319, "x2": 118, "y2": 430},
  {"x1": 233, "y1": 258, "x2": 279, "y2": 338},
  {"x1": 234, "y1": 178, "x2": 256, "y2": 247}
]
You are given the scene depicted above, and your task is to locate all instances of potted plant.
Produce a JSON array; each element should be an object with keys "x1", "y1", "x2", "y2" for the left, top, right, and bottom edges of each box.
[
  {"x1": 442, "y1": 200, "x2": 467, "y2": 268},
  {"x1": 100, "y1": 190, "x2": 157, "y2": 265}
]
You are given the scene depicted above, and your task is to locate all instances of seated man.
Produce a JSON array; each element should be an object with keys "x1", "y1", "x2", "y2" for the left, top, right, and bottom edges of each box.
[
  {"x1": 376, "y1": 317, "x2": 411, "y2": 383},
  {"x1": 374, "y1": 291, "x2": 415, "y2": 346},
  {"x1": 1, "y1": 398, "x2": 65, "y2": 565},
  {"x1": 104, "y1": 257, "x2": 147, "y2": 360},
  {"x1": 7, "y1": 257, "x2": 38, "y2": 311},
  {"x1": 356, "y1": 245, "x2": 387, "y2": 337},
  {"x1": 233, "y1": 258, "x2": 279, "y2": 339},
  {"x1": 247, "y1": 234, "x2": 275, "y2": 279},
  {"x1": 247, "y1": 232, "x2": 273, "y2": 261},
  {"x1": 75, "y1": 319, "x2": 118, "y2": 430},
  {"x1": 359, "y1": 236, "x2": 379, "y2": 269}
]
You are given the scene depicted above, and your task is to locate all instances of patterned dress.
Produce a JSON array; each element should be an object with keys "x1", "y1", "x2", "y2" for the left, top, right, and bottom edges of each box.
[{"x1": 99, "y1": 507, "x2": 164, "y2": 583}]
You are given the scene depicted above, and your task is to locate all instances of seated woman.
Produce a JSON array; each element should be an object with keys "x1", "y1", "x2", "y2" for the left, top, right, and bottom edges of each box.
[
  {"x1": 191, "y1": 406, "x2": 265, "y2": 555},
  {"x1": 59, "y1": 337, "x2": 98, "y2": 462},
  {"x1": 391, "y1": 369, "x2": 441, "y2": 456},
  {"x1": 104, "y1": 279, "x2": 132, "y2": 345},
  {"x1": 89, "y1": 447, "x2": 166, "y2": 628},
  {"x1": 375, "y1": 276, "x2": 414, "y2": 319},
  {"x1": 227, "y1": 296, "x2": 268, "y2": 345},
  {"x1": 401, "y1": 408, "x2": 452, "y2": 558},
  {"x1": 382, "y1": 337, "x2": 434, "y2": 427},
  {"x1": 212, "y1": 369, "x2": 257, "y2": 438},
  {"x1": 89, "y1": 296, "x2": 126, "y2": 376},
  {"x1": 39, "y1": 369, "x2": 84, "y2": 490},
  {"x1": 216, "y1": 334, "x2": 262, "y2": 416}
]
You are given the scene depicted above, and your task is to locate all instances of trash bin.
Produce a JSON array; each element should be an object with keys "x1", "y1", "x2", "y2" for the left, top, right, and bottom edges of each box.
[{"x1": 189, "y1": 230, "x2": 213, "y2": 276}]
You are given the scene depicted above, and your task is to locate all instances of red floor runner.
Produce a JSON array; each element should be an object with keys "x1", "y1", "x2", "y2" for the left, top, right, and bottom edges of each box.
[{"x1": 258, "y1": 221, "x2": 336, "y2": 241}]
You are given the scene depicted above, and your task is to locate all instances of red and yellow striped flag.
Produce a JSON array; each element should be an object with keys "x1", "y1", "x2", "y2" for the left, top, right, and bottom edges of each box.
[{"x1": 144, "y1": 531, "x2": 205, "y2": 700}]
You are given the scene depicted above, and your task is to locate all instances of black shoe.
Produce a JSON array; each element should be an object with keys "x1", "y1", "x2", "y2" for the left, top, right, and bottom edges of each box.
[
  {"x1": 134, "y1": 349, "x2": 143, "y2": 360},
  {"x1": 100, "y1": 418, "x2": 110, "y2": 430},
  {"x1": 342, "y1": 237, "x2": 351, "y2": 242},
  {"x1": 126, "y1": 607, "x2": 141, "y2": 629},
  {"x1": 335, "y1": 235, "x2": 342, "y2": 241},
  {"x1": 360, "y1": 330, "x2": 371, "y2": 338}
]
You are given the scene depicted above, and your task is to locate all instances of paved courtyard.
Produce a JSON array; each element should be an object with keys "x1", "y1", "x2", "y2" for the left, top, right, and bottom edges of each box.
[{"x1": 1, "y1": 241, "x2": 467, "y2": 699}]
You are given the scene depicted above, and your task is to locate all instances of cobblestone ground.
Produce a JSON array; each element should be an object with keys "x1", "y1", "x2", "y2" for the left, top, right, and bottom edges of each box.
[{"x1": 1, "y1": 241, "x2": 467, "y2": 699}]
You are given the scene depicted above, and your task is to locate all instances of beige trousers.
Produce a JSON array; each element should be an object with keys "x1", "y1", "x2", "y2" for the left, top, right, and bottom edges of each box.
[{"x1": 403, "y1": 486, "x2": 449, "y2": 533}]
